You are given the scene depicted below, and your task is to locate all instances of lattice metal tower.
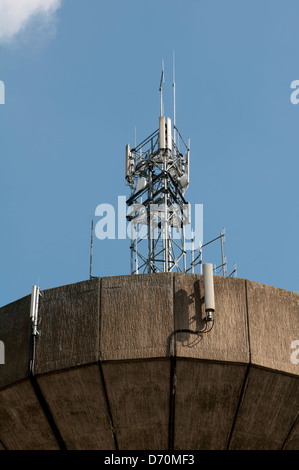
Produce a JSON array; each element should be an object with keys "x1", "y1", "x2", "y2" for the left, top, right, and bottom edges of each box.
[{"x1": 125, "y1": 68, "x2": 191, "y2": 274}]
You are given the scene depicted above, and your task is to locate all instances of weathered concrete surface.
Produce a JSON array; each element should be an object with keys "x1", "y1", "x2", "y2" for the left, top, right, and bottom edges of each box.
[
  {"x1": 34, "y1": 278, "x2": 100, "y2": 374},
  {"x1": 102, "y1": 359, "x2": 170, "y2": 450},
  {"x1": 174, "y1": 360, "x2": 247, "y2": 449},
  {"x1": 283, "y1": 414, "x2": 299, "y2": 450},
  {"x1": 0, "y1": 295, "x2": 31, "y2": 388},
  {"x1": 0, "y1": 380, "x2": 59, "y2": 450},
  {"x1": 246, "y1": 280, "x2": 299, "y2": 375},
  {"x1": 36, "y1": 364, "x2": 115, "y2": 450},
  {"x1": 229, "y1": 366, "x2": 299, "y2": 450},
  {"x1": 174, "y1": 274, "x2": 249, "y2": 364},
  {"x1": 100, "y1": 274, "x2": 173, "y2": 361},
  {"x1": 0, "y1": 274, "x2": 298, "y2": 450}
]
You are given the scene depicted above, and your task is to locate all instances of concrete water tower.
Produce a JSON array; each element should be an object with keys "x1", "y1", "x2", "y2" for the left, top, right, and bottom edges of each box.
[{"x1": 0, "y1": 63, "x2": 298, "y2": 451}]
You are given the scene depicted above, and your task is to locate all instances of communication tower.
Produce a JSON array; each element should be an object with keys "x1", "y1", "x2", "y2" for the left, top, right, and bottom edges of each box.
[
  {"x1": 124, "y1": 59, "x2": 236, "y2": 278},
  {"x1": 125, "y1": 64, "x2": 191, "y2": 274}
]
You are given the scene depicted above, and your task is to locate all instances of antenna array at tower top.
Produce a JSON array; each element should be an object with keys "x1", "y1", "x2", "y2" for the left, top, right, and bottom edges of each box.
[{"x1": 123, "y1": 59, "x2": 237, "y2": 277}]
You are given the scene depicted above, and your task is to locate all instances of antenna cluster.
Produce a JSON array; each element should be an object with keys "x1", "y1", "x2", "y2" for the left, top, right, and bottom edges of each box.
[
  {"x1": 88, "y1": 58, "x2": 237, "y2": 279},
  {"x1": 124, "y1": 58, "x2": 236, "y2": 276},
  {"x1": 125, "y1": 112, "x2": 190, "y2": 274}
]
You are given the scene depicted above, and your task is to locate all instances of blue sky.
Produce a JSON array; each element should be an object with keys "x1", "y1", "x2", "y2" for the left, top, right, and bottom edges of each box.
[{"x1": 1, "y1": 0, "x2": 299, "y2": 307}]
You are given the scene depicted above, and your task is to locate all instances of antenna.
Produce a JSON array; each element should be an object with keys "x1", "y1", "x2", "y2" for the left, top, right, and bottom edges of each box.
[
  {"x1": 126, "y1": 61, "x2": 192, "y2": 274},
  {"x1": 203, "y1": 263, "x2": 215, "y2": 321},
  {"x1": 90, "y1": 220, "x2": 94, "y2": 279},
  {"x1": 30, "y1": 285, "x2": 41, "y2": 337},
  {"x1": 173, "y1": 51, "x2": 176, "y2": 146},
  {"x1": 125, "y1": 58, "x2": 235, "y2": 277},
  {"x1": 159, "y1": 59, "x2": 165, "y2": 117},
  {"x1": 220, "y1": 227, "x2": 226, "y2": 276}
]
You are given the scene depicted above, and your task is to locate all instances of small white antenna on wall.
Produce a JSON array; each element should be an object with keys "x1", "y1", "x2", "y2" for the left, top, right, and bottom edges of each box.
[{"x1": 203, "y1": 263, "x2": 215, "y2": 321}]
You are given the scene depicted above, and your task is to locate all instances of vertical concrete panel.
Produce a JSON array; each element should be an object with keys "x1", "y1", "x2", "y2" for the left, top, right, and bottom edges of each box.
[
  {"x1": 34, "y1": 279, "x2": 100, "y2": 374},
  {"x1": 100, "y1": 274, "x2": 173, "y2": 361},
  {"x1": 174, "y1": 274, "x2": 249, "y2": 363},
  {"x1": 36, "y1": 364, "x2": 115, "y2": 450},
  {"x1": 246, "y1": 281, "x2": 299, "y2": 374},
  {"x1": 0, "y1": 296, "x2": 31, "y2": 388},
  {"x1": 229, "y1": 367, "x2": 299, "y2": 450},
  {"x1": 174, "y1": 360, "x2": 247, "y2": 449},
  {"x1": 283, "y1": 415, "x2": 299, "y2": 450},
  {"x1": 101, "y1": 359, "x2": 170, "y2": 450},
  {"x1": 0, "y1": 380, "x2": 59, "y2": 450}
]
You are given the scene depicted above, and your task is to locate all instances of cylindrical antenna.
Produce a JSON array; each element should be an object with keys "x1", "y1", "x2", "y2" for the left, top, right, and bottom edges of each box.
[
  {"x1": 30, "y1": 285, "x2": 40, "y2": 336},
  {"x1": 203, "y1": 263, "x2": 215, "y2": 321},
  {"x1": 159, "y1": 116, "x2": 166, "y2": 149},
  {"x1": 186, "y1": 150, "x2": 190, "y2": 186},
  {"x1": 30, "y1": 285, "x2": 37, "y2": 321},
  {"x1": 90, "y1": 220, "x2": 94, "y2": 279},
  {"x1": 166, "y1": 117, "x2": 172, "y2": 151},
  {"x1": 125, "y1": 144, "x2": 131, "y2": 180}
]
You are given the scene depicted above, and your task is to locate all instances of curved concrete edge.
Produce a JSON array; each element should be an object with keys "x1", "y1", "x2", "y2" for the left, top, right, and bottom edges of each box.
[
  {"x1": 0, "y1": 378, "x2": 60, "y2": 450},
  {"x1": 0, "y1": 359, "x2": 297, "y2": 450},
  {"x1": 0, "y1": 273, "x2": 298, "y2": 383},
  {"x1": 0, "y1": 274, "x2": 298, "y2": 450},
  {"x1": 0, "y1": 295, "x2": 31, "y2": 389},
  {"x1": 246, "y1": 280, "x2": 299, "y2": 374}
]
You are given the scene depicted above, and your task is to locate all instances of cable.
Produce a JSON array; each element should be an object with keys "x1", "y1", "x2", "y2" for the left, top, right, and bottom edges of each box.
[{"x1": 168, "y1": 315, "x2": 215, "y2": 356}]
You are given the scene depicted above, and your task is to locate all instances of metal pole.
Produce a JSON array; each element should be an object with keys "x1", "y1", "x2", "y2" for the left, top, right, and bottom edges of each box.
[
  {"x1": 90, "y1": 220, "x2": 93, "y2": 279},
  {"x1": 164, "y1": 156, "x2": 169, "y2": 272},
  {"x1": 191, "y1": 234, "x2": 194, "y2": 274},
  {"x1": 173, "y1": 51, "x2": 176, "y2": 147},
  {"x1": 147, "y1": 168, "x2": 153, "y2": 273},
  {"x1": 220, "y1": 232, "x2": 225, "y2": 276},
  {"x1": 199, "y1": 242, "x2": 203, "y2": 275},
  {"x1": 183, "y1": 224, "x2": 186, "y2": 272}
]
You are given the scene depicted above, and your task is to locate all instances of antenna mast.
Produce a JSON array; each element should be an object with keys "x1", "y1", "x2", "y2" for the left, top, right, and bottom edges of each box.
[
  {"x1": 159, "y1": 59, "x2": 164, "y2": 117},
  {"x1": 173, "y1": 51, "x2": 176, "y2": 146},
  {"x1": 125, "y1": 61, "x2": 190, "y2": 274},
  {"x1": 124, "y1": 59, "x2": 236, "y2": 277}
]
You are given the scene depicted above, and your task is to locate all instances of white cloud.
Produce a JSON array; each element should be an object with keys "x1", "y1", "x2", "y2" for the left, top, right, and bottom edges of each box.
[{"x1": 0, "y1": 0, "x2": 62, "y2": 44}]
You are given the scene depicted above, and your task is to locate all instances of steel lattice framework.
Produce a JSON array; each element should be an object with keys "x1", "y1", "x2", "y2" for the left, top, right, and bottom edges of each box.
[{"x1": 125, "y1": 116, "x2": 191, "y2": 274}]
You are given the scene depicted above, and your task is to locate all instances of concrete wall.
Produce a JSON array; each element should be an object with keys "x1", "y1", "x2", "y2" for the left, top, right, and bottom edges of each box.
[{"x1": 0, "y1": 274, "x2": 298, "y2": 450}]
